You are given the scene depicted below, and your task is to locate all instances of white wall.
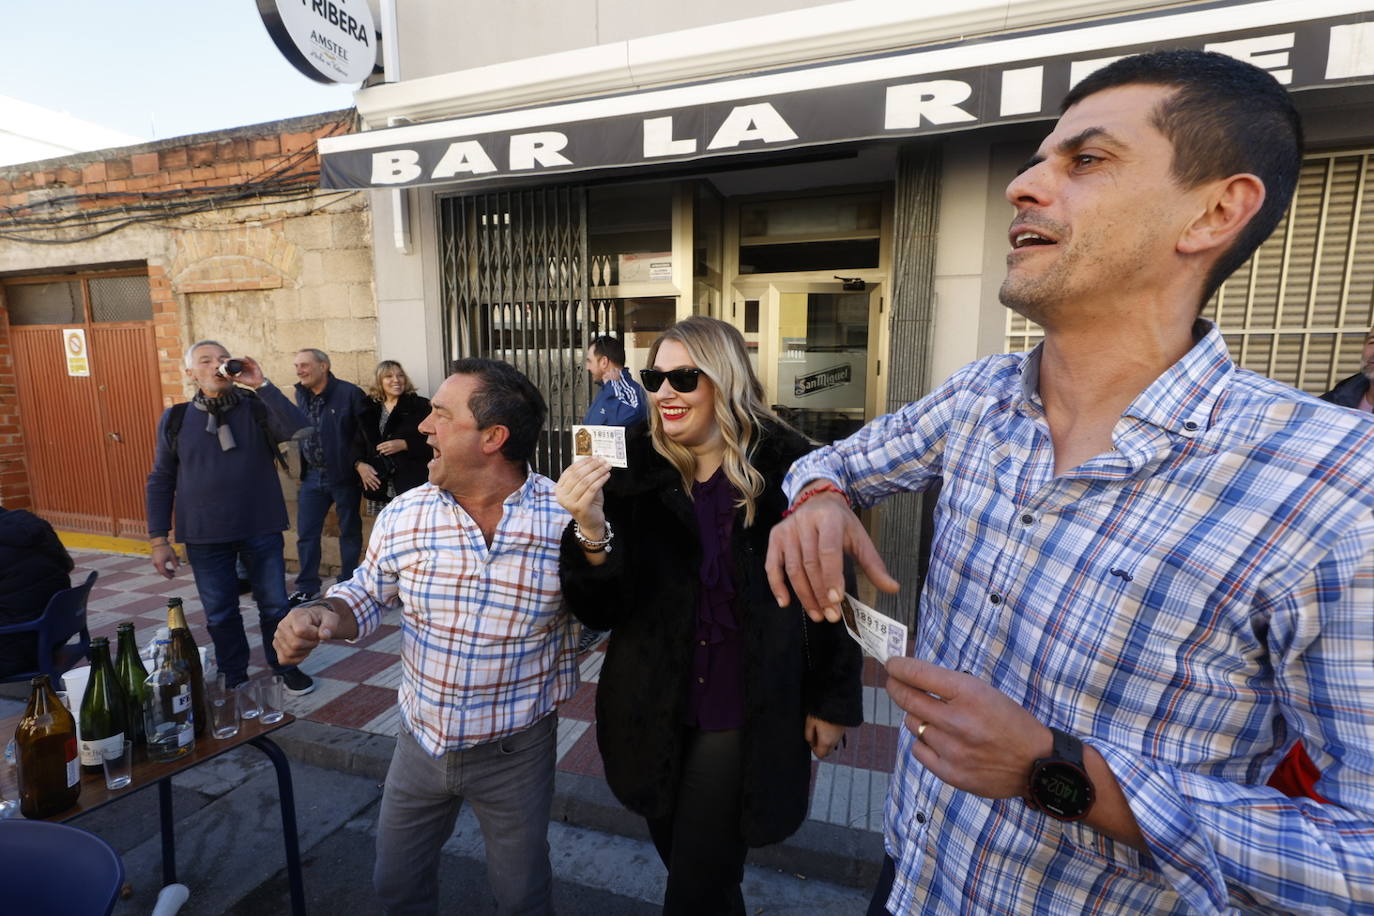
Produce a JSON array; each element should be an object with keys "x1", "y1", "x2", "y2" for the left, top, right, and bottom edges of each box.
[
  {"x1": 369, "y1": 188, "x2": 446, "y2": 396},
  {"x1": 927, "y1": 131, "x2": 1040, "y2": 387},
  {"x1": 396, "y1": 0, "x2": 834, "y2": 80}
]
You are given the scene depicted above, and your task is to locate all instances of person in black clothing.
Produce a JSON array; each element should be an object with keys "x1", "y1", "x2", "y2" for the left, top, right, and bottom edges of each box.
[
  {"x1": 353, "y1": 360, "x2": 433, "y2": 511},
  {"x1": 556, "y1": 316, "x2": 863, "y2": 915},
  {"x1": 1320, "y1": 324, "x2": 1374, "y2": 414},
  {"x1": 0, "y1": 506, "x2": 74, "y2": 678}
]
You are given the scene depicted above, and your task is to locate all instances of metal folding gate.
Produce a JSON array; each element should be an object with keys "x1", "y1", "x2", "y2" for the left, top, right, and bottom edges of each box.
[{"x1": 438, "y1": 187, "x2": 623, "y2": 476}]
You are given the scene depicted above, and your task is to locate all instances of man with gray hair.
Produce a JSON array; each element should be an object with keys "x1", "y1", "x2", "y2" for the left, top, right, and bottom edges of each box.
[
  {"x1": 146, "y1": 340, "x2": 315, "y2": 693},
  {"x1": 289, "y1": 347, "x2": 368, "y2": 608}
]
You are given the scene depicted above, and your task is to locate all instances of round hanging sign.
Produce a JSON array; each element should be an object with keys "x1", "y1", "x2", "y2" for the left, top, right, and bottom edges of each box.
[{"x1": 257, "y1": 0, "x2": 377, "y2": 85}]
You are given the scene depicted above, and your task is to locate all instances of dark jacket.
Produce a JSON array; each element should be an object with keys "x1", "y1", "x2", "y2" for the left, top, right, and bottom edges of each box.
[
  {"x1": 1321, "y1": 372, "x2": 1371, "y2": 409},
  {"x1": 0, "y1": 507, "x2": 74, "y2": 677},
  {"x1": 559, "y1": 422, "x2": 863, "y2": 847},
  {"x1": 294, "y1": 373, "x2": 369, "y2": 488},
  {"x1": 353, "y1": 392, "x2": 434, "y2": 500},
  {"x1": 146, "y1": 383, "x2": 309, "y2": 543}
]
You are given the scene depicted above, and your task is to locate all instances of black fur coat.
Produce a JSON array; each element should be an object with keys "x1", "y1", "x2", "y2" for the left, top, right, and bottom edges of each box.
[{"x1": 559, "y1": 421, "x2": 863, "y2": 847}]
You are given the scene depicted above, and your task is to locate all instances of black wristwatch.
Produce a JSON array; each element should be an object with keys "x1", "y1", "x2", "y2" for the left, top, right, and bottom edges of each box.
[{"x1": 1026, "y1": 727, "x2": 1096, "y2": 821}]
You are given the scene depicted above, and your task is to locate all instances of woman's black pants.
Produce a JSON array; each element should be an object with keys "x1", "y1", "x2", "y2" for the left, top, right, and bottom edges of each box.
[{"x1": 646, "y1": 727, "x2": 748, "y2": 915}]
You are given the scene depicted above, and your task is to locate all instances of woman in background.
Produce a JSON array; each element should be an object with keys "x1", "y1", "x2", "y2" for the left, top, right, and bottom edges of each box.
[
  {"x1": 354, "y1": 360, "x2": 432, "y2": 511},
  {"x1": 557, "y1": 316, "x2": 862, "y2": 914}
]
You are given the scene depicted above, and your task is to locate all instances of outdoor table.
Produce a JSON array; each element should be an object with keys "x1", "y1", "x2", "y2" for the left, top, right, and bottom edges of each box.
[{"x1": 1, "y1": 711, "x2": 305, "y2": 916}]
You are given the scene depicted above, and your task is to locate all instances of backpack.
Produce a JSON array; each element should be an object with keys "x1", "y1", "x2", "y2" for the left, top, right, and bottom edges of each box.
[{"x1": 165, "y1": 395, "x2": 289, "y2": 470}]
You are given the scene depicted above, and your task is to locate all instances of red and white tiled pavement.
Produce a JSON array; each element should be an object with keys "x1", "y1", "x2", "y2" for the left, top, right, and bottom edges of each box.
[{"x1": 73, "y1": 549, "x2": 902, "y2": 834}]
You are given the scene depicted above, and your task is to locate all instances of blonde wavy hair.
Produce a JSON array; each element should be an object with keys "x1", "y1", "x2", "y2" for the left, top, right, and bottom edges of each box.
[
  {"x1": 366, "y1": 360, "x2": 417, "y2": 402},
  {"x1": 645, "y1": 316, "x2": 782, "y2": 527}
]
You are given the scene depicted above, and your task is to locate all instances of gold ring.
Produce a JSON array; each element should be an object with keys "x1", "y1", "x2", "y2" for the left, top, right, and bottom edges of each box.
[{"x1": 916, "y1": 721, "x2": 929, "y2": 741}]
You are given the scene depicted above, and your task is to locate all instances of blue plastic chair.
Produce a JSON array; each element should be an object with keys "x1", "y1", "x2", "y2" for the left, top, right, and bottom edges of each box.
[
  {"x1": 0, "y1": 819, "x2": 125, "y2": 915},
  {"x1": 0, "y1": 570, "x2": 98, "y2": 685}
]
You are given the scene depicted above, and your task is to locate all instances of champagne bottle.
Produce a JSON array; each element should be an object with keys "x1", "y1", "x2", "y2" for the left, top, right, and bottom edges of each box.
[
  {"x1": 114, "y1": 622, "x2": 148, "y2": 749},
  {"x1": 166, "y1": 598, "x2": 207, "y2": 738},
  {"x1": 78, "y1": 636, "x2": 127, "y2": 774},
  {"x1": 142, "y1": 629, "x2": 195, "y2": 763},
  {"x1": 15, "y1": 675, "x2": 82, "y2": 818}
]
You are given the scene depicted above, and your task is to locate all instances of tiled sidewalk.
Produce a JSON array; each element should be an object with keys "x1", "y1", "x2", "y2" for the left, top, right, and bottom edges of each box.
[{"x1": 72, "y1": 548, "x2": 901, "y2": 835}]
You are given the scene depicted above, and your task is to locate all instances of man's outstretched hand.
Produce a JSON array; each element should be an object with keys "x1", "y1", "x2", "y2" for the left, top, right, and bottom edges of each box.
[{"x1": 765, "y1": 486, "x2": 898, "y2": 622}]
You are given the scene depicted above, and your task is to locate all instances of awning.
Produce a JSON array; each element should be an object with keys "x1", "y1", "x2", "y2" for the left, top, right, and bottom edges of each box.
[{"x1": 319, "y1": 0, "x2": 1374, "y2": 190}]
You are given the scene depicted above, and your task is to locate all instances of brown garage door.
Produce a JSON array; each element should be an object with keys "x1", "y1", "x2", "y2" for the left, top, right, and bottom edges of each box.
[{"x1": 4, "y1": 271, "x2": 163, "y2": 537}]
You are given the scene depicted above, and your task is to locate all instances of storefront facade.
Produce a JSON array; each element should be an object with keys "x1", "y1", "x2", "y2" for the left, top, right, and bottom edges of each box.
[{"x1": 324, "y1": 0, "x2": 1374, "y2": 615}]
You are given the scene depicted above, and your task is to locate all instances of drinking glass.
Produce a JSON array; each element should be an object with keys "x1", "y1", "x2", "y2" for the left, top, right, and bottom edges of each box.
[
  {"x1": 102, "y1": 739, "x2": 134, "y2": 790},
  {"x1": 209, "y1": 674, "x2": 240, "y2": 739},
  {"x1": 235, "y1": 680, "x2": 262, "y2": 720},
  {"x1": 0, "y1": 755, "x2": 18, "y2": 819},
  {"x1": 258, "y1": 675, "x2": 286, "y2": 725}
]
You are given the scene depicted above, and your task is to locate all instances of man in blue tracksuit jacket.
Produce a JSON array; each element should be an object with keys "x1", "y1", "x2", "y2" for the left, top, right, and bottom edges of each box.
[
  {"x1": 582, "y1": 335, "x2": 647, "y2": 428},
  {"x1": 578, "y1": 335, "x2": 646, "y2": 652}
]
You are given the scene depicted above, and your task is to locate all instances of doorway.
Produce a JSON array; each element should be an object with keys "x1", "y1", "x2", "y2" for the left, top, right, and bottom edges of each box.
[
  {"x1": 732, "y1": 282, "x2": 886, "y2": 443},
  {"x1": 4, "y1": 270, "x2": 162, "y2": 537}
]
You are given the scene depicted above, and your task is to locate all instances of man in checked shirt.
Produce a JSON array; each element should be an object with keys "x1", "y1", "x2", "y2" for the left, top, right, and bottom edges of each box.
[
  {"x1": 768, "y1": 51, "x2": 1374, "y2": 914},
  {"x1": 275, "y1": 358, "x2": 578, "y2": 915}
]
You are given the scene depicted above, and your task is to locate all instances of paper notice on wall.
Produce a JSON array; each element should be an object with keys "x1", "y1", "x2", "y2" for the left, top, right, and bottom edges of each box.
[
  {"x1": 841, "y1": 593, "x2": 907, "y2": 664},
  {"x1": 63, "y1": 328, "x2": 90, "y2": 377},
  {"x1": 571, "y1": 425, "x2": 628, "y2": 468},
  {"x1": 618, "y1": 252, "x2": 672, "y2": 284}
]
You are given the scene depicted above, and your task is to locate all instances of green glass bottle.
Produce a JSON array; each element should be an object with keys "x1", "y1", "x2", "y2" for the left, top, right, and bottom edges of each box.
[
  {"x1": 15, "y1": 675, "x2": 82, "y2": 818},
  {"x1": 78, "y1": 636, "x2": 127, "y2": 774},
  {"x1": 114, "y1": 622, "x2": 148, "y2": 749},
  {"x1": 166, "y1": 598, "x2": 207, "y2": 738}
]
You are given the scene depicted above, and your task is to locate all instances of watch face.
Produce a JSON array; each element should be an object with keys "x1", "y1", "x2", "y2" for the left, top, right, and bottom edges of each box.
[{"x1": 1030, "y1": 760, "x2": 1095, "y2": 820}]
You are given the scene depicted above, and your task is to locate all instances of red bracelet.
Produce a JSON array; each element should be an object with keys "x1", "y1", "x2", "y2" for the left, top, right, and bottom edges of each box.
[{"x1": 782, "y1": 482, "x2": 849, "y2": 518}]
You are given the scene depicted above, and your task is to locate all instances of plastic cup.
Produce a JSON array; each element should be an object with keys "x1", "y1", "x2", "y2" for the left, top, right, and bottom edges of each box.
[
  {"x1": 258, "y1": 675, "x2": 286, "y2": 725},
  {"x1": 102, "y1": 739, "x2": 133, "y2": 790},
  {"x1": 235, "y1": 680, "x2": 262, "y2": 720}
]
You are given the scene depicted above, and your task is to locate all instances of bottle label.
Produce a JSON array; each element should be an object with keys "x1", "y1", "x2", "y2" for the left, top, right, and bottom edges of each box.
[
  {"x1": 78, "y1": 733, "x2": 124, "y2": 767},
  {"x1": 172, "y1": 688, "x2": 190, "y2": 714},
  {"x1": 178, "y1": 724, "x2": 194, "y2": 747},
  {"x1": 65, "y1": 737, "x2": 80, "y2": 788}
]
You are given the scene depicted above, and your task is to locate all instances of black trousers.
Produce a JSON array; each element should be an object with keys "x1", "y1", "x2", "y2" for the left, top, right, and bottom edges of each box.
[
  {"x1": 868, "y1": 853, "x2": 897, "y2": 915},
  {"x1": 646, "y1": 727, "x2": 748, "y2": 916}
]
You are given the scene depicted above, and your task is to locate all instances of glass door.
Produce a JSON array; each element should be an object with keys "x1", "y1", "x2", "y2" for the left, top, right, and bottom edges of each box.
[{"x1": 733, "y1": 282, "x2": 884, "y2": 444}]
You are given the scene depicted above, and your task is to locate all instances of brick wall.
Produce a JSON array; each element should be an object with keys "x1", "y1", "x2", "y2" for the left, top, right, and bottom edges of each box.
[{"x1": 0, "y1": 297, "x2": 27, "y2": 508}]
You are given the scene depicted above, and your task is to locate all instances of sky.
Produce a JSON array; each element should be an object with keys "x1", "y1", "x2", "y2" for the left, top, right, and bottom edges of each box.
[{"x1": 6, "y1": 1, "x2": 360, "y2": 143}]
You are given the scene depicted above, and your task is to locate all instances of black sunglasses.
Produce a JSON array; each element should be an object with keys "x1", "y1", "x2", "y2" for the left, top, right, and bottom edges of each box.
[{"x1": 640, "y1": 367, "x2": 703, "y2": 393}]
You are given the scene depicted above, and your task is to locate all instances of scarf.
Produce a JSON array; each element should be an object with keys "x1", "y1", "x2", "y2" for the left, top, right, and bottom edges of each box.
[{"x1": 191, "y1": 388, "x2": 242, "y2": 452}]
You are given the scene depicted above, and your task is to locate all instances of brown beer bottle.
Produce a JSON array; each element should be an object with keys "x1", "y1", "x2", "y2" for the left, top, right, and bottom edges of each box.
[
  {"x1": 166, "y1": 598, "x2": 207, "y2": 737},
  {"x1": 15, "y1": 675, "x2": 82, "y2": 818}
]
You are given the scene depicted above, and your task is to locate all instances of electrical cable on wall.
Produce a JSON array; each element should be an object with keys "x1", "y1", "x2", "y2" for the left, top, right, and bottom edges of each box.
[{"x1": 0, "y1": 114, "x2": 357, "y2": 244}]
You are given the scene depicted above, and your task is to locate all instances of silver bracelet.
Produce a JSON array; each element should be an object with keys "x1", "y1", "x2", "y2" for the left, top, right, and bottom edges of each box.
[{"x1": 573, "y1": 520, "x2": 614, "y2": 553}]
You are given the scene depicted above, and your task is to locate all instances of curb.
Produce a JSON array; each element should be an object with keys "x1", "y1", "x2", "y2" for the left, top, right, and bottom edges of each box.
[{"x1": 270, "y1": 718, "x2": 885, "y2": 890}]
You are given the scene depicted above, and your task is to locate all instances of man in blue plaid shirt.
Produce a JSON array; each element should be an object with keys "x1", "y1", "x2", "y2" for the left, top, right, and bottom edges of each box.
[
  {"x1": 768, "y1": 51, "x2": 1374, "y2": 914},
  {"x1": 275, "y1": 359, "x2": 578, "y2": 915}
]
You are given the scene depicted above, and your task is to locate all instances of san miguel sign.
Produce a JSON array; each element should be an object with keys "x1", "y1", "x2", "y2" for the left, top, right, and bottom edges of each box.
[{"x1": 318, "y1": 0, "x2": 1374, "y2": 189}]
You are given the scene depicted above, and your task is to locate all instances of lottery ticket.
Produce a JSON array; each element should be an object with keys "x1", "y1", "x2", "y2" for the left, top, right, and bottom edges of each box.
[
  {"x1": 840, "y1": 593, "x2": 908, "y2": 664},
  {"x1": 571, "y1": 425, "x2": 628, "y2": 468}
]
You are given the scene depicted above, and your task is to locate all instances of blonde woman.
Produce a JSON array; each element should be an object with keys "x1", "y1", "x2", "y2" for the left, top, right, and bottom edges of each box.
[
  {"x1": 353, "y1": 360, "x2": 432, "y2": 510},
  {"x1": 556, "y1": 316, "x2": 862, "y2": 914}
]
